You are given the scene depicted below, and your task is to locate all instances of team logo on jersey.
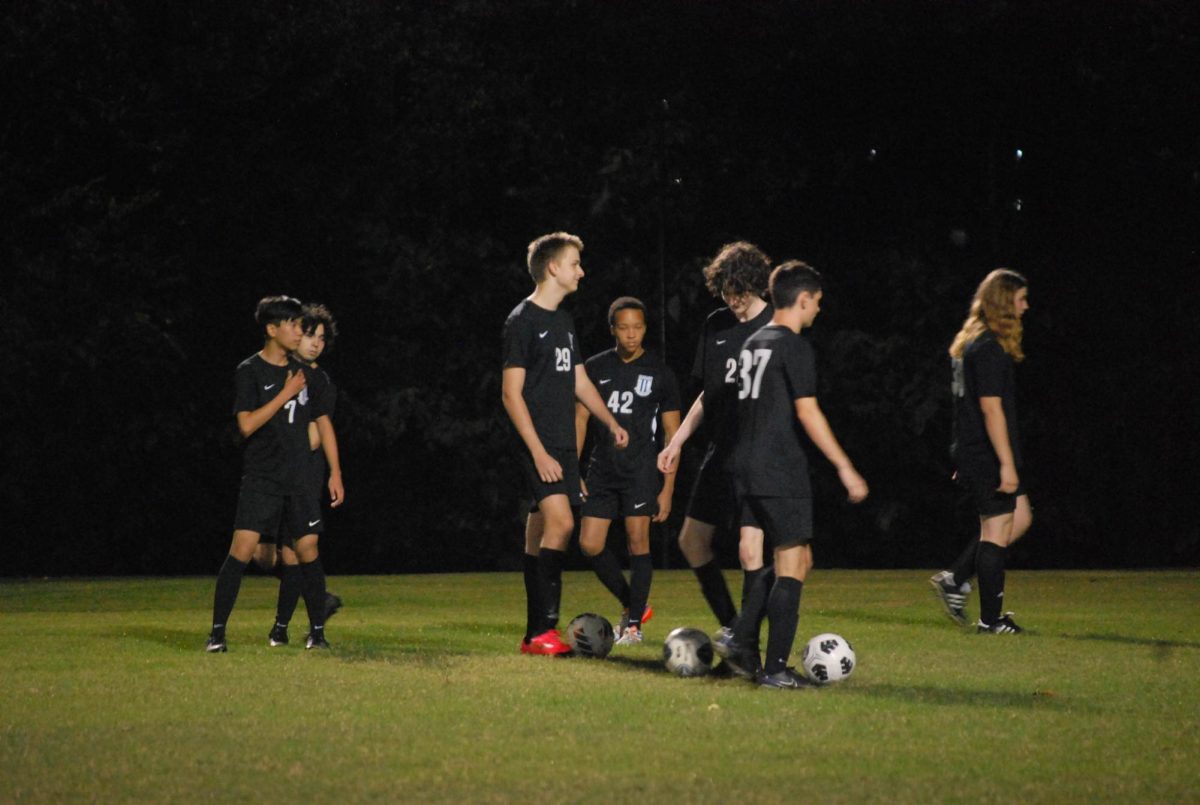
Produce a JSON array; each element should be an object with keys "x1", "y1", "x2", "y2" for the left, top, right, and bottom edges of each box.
[
  {"x1": 635, "y1": 374, "x2": 654, "y2": 397},
  {"x1": 299, "y1": 387, "x2": 309, "y2": 406}
]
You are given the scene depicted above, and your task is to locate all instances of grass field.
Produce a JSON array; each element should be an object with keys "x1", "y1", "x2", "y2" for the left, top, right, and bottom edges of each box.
[{"x1": 2, "y1": 569, "x2": 1198, "y2": 802}]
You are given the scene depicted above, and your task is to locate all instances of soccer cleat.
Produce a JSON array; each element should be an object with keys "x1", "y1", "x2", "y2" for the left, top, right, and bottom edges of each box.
[
  {"x1": 324, "y1": 593, "x2": 343, "y2": 621},
  {"x1": 205, "y1": 634, "x2": 227, "y2": 653},
  {"x1": 305, "y1": 631, "x2": 331, "y2": 650},
  {"x1": 522, "y1": 628, "x2": 572, "y2": 655},
  {"x1": 724, "y1": 643, "x2": 762, "y2": 680},
  {"x1": 711, "y1": 626, "x2": 736, "y2": 659},
  {"x1": 977, "y1": 612, "x2": 1024, "y2": 634},
  {"x1": 614, "y1": 625, "x2": 644, "y2": 646},
  {"x1": 616, "y1": 604, "x2": 655, "y2": 639},
  {"x1": 757, "y1": 667, "x2": 815, "y2": 690},
  {"x1": 929, "y1": 570, "x2": 972, "y2": 626},
  {"x1": 268, "y1": 624, "x2": 289, "y2": 647}
]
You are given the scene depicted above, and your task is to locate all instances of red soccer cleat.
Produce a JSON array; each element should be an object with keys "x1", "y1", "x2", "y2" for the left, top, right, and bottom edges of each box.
[
  {"x1": 521, "y1": 629, "x2": 573, "y2": 655},
  {"x1": 641, "y1": 604, "x2": 654, "y2": 625}
]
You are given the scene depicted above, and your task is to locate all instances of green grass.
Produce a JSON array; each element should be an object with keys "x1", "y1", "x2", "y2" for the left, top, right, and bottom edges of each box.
[{"x1": 2, "y1": 570, "x2": 1198, "y2": 802}]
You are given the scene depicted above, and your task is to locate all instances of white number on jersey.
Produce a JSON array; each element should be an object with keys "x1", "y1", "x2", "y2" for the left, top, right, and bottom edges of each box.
[
  {"x1": 737, "y1": 349, "x2": 773, "y2": 400},
  {"x1": 555, "y1": 347, "x2": 572, "y2": 372},
  {"x1": 283, "y1": 399, "x2": 298, "y2": 423},
  {"x1": 607, "y1": 390, "x2": 634, "y2": 414},
  {"x1": 724, "y1": 357, "x2": 738, "y2": 385}
]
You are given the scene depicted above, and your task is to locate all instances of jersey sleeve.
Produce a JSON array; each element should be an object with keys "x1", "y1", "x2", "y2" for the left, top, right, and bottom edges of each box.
[
  {"x1": 970, "y1": 339, "x2": 1009, "y2": 398},
  {"x1": 661, "y1": 366, "x2": 682, "y2": 413},
  {"x1": 307, "y1": 368, "x2": 335, "y2": 419},
  {"x1": 233, "y1": 363, "x2": 258, "y2": 415},
  {"x1": 502, "y1": 312, "x2": 532, "y2": 370},
  {"x1": 321, "y1": 376, "x2": 338, "y2": 418},
  {"x1": 784, "y1": 336, "x2": 818, "y2": 400}
]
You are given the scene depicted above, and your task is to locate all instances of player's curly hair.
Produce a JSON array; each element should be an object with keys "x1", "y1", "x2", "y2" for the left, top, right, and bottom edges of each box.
[
  {"x1": 702, "y1": 241, "x2": 772, "y2": 300},
  {"x1": 527, "y1": 232, "x2": 584, "y2": 283},
  {"x1": 949, "y1": 269, "x2": 1028, "y2": 362},
  {"x1": 607, "y1": 296, "x2": 647, "y2": 327},
  {"x1": 255, "y1": 295, "x2": 303, "y2": 333},
  {"x1": 302, "y1": 303, "x2": 338, "y2": 355}
]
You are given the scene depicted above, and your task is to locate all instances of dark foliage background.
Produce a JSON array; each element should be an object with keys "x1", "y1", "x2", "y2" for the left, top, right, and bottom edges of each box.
[{"x1": 3, "y1": 1, "x2": 1198, "y2": 575}]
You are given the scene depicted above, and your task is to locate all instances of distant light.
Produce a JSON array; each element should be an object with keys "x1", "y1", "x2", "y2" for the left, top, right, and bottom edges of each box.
[
  {"x1": 1015, "y1": 148, "x2": 1024, "y2": 161},
  {"x1": 1013, "y1": 198, "x2": 1023, "y2": 211},
  {"x1": 868, "y1": 148, "x2": 878, "y2": 160}
]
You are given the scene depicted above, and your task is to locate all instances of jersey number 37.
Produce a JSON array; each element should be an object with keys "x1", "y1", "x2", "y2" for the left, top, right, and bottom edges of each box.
[{"x1": 735, "y1": 349, "x2": 772, "y2": 400}]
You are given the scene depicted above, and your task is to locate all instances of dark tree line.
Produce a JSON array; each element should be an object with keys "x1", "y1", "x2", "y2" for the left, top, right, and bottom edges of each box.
[{"x1": 3, "y1": 1, "x2": 1197, "y2": 575}]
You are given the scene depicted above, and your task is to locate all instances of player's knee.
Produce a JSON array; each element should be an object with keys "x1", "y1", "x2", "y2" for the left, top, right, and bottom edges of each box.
[
  {"x1": 627, "y1": 535, "x2": 650, "y2": 555},
  {"x1": 579, "y1": 535, "x2": 604, "y2": 557}
]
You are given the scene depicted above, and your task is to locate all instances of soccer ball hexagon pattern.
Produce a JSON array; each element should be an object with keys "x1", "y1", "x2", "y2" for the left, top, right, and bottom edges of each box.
[{"x1": 800, "y1": 632, "x2": 856, "y2": 685}]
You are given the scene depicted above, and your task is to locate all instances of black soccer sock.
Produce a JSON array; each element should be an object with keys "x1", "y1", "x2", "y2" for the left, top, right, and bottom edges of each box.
[
  {"x1": 628, "y1": 554, "x2": 653, "y2": 628},
  {"x1": 538, "y1": 547, "x2": 567, "y2": 631},
  {"x1": 764, "y1": 577, "x2": 803, "y2": 675},
  {"x1": 588, "y1": 548, "x2": 631, "y2": 608},
  {"x1": 300, "y1": 558, "x2": 328, "y2": 632},
  {"x1": 211, "y1": 555, "x2": 248, "y2": 637},
  {"x1": 975, "y1": 541, "x2": 1007, "y2": 625},
  {"x1": 522, "y1": 553, "x2": 541, "y2": 641},
  {"x1": 693, "y1": 559, "x2": 737, "y2": 628},
  {"x1": 950, "y1": 540, "x2": 980, "y2": 587},
  {"x1": 734, "y1": 566, "x2": 773, "y2": 648},
  {"x1": 274, "y1": 564, "x2": 303, "y2": 628}
]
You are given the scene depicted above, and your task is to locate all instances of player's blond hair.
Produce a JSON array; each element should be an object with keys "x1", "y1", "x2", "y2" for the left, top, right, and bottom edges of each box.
[
  {"x1": 526, "y1": 232, "x2": 584, "y2": 283},
  {"x1": 949, "y1": 269, "x2": 1028, "y2": 362}
]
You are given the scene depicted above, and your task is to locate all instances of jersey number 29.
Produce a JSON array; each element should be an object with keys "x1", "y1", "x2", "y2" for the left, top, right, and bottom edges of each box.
[{"x1": 555, "y1": 347, "x2": 572, "y2": 372}]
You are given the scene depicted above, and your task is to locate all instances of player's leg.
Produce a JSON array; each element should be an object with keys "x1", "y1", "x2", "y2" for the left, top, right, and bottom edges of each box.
[
  {"x1": 579, "y1": 484, "x2": 630, "y2": 613},
  {"x1": 293, "y1": 532, "x2": 330, "y2": 648},
  {"x1": 207, "y1": 529, "x2": 262, "y2": 652},
  {"x1": 726, "y1": 524, "x2": 770, "y2": 670},
  {"x1": 617, "y1": 514, "x2": 652, "y2": 643},
  {"x1": 678, "y1": 447, "x2": 738, "y2": 629},
  {"x1": 976, "y1": 505, "x2": 1020, "y2": 633},
  {"x1": 526, "y1": 492, "x2": 574, "y2": 653},
  {"x1": 1010, "y1": 493, "x2": 1033, "y2": 545},
  {"x1": 269, "y1": 544, "x2": 302, "y2": 646},
  {"x1": 252, "y1": 542, "x2": 279, "y2": 573},
  {"x1": 754, "y1": 497, "x2": 814, "y2": 689},
  {"x1": 522, "y1": 508, "x2": 545, "y2": 646}
]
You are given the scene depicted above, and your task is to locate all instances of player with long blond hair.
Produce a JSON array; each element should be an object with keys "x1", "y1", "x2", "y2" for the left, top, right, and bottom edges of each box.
[{"x1": 930, "y1": 269, "x2": 1033, "y2": 634}]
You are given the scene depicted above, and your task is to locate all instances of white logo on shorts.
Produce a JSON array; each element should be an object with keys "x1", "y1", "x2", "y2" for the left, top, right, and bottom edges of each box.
[
  {"x1": 633, "y1": 502, "x2": 647, "y2": 509},
  {"x1": 308, "y1": 519, "x2": 321, "y2": 527}
]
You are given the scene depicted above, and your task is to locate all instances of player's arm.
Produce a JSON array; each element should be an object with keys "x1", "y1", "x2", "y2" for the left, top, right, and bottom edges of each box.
[
  {"x1": 501, "y1": 366, "x2": 563, "y2": 482},
  {"x1": 652, "y1": 409, "x2": 682, "y2": 523},
  {"x1": 575, "y1": 402, "x2": 591, "y2": 457},
  {"x1": 236, "y1": 369, "x2": 306, "y2": 439},
  {"x1": 315, "y1": 415, "x2": 345, "y2": 507},
  {"x1": 979, "y1": 396, "x2": 1019, "y2": 493},
  {"x1": 657, "y1": 393, "x2": 703, "y2": 473},
  {"x1": 575, "y1": 365, "x2": 628, "y2": 448},
  {"x1": 794, "y1": 397, "x2": 868, "y2": 503}
]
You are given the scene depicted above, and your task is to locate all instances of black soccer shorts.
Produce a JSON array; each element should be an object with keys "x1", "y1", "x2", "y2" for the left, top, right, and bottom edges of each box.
[
  {"x1": 736, "y1": 496, "x2": 813, "y2": 549},
  {"x1": 233, "y1": 480, "x2": 325, "y2": 542},
  {"x1": 684, "y1": 443, "x2": 736, "y2": 528},
  {"x1": 519, "y1": 443, "x2": 583, "y2": 509},
  {"x1": 958, "y1": 472, "x2": 1027, "y2": 518},
  {"x1": 581, "y1": 468, "x2": 660, "y2": 520}
]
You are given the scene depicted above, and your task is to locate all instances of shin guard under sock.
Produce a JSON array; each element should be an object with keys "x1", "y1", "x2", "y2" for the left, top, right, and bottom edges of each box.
[
  {"x1": 588, "y1": 548, "x2": 631, "y2": 608},
  {"x1": 628, "y1": 554, "x2": 653, "y2": 628},
  {"x1": 950, "y1": 540, "x2": 980, "y2": 587},
  {"x1": 211, "y1": 555, "x2": 248, "y2": 637},
  {"x1": 274, "y1": 564, "x2": 302, "y2": 627},
  {"x1": 300, "y1": 558, "x2": 328, "y2": 632},
  {"x1": 975, "y1": 541, "x2": 1007, "y2": 625},
  {"x1": 764, "y1": 577, "x2": 803, "y2": 675},
  {"x1": 538, "y1": 547, "x2": 567, "y2": 630},
  {"x1": 523, "y1": 553, "x2": 541, "y2": 640},
  {"x1": 693, "y1": 559, "x2": 737, "y2": 627}
]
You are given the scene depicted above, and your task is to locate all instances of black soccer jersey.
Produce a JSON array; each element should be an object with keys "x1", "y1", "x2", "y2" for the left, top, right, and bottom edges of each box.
[
  {"x1": 583, "y1": 349, "x2": 681, "y2": 484},
  {"x1": 233, "y1": 353, "x2": 320, "y2": 495},
  {"x1": 690, "y1": 305, "x2": 774, "y2": 455},
  {"x1": 306, "y1": 366, "x2": 337, "y2": 496},
  {"x1": 502, "y1": 299, "x2": 579, "y2": 449},
  {"x1": 951, "y1": 330, "x2": 1023, "y2": 474},
  {"x1": 731, "y1": 325, "x2": 818, "y2": 498}
]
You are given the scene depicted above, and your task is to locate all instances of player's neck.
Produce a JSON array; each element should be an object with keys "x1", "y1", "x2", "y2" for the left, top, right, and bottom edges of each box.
[
  {"x1": 734, "y1": 297, "x2": 768, "y2": 323},
  {"x1": 529, "y1": 283, "x2": 567, "y2": 311},
  {"x1": 259, "y1": 341, "x2": 291, "y2": 366},
  {"x1": 617, "y1": 346, "x2": 645, "y2": 363},
  {"x1": 770, "y1": 310, "x2": 804, "y2": 334}
]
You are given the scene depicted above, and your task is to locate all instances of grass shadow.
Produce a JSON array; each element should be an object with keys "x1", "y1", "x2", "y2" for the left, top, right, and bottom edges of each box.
[
  {"x1": 604, "y1": 654, "x2": 669, "y2": 675},
  {"x1": 844, "y1": 682, "x2": 1085, "y2": 711},
  {"x1": 1058, "y1": 632, "x2": 1200, "y2": 650},
  {"x1": 117, "y1": 626, "x2": 202, "y2": 651},
  {"x1": 825, "y1": 609, "x2": 948, "y2": 629}
]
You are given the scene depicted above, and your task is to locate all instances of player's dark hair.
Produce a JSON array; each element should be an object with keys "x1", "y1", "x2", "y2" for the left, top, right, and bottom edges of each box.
[
  {"x1": 254, "y1": 295, "x2": 303, "y2": 334},
  {"x1": 768, "y1": 261, "x2": 823, "y2": 309},
  {"x1": 702, "y1": 241, "x2": 772, "y2": 300},
  {"x1": 607, "y1": 296, "x2": 647, "y2": 327},
  {"x1": 301, "y1": 302, "x2": 338, "y2": 355},
  {"x1": 526, "y1": 232, "x2": 584, "y2": 283}
]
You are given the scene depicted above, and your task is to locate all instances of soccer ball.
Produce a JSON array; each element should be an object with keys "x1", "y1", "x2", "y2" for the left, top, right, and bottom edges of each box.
[
  {"x1": 565, "y1": 613, "x2": 615, "y2": 658},
  {"x1": 800, "y1": 632, "x2": 856, "y2": 685},
  {"x1": 662, "y1": 627, "x2": 714, "y2": 677}
]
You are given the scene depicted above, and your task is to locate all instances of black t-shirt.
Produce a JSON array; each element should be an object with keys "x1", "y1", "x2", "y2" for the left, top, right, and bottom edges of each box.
[
  {"x1": 731, "y1": 325, "x2": 818, "y2": 498},
  {"x1": 583, "y1": 349, "x2": 681, "y2": 484},
  {"x1": 502, "y1": 299, "x2": 579, "y2": 450},
  {"x1": 233, "y1": 353, "x2": 320, "y2": 495},
  {"x1": 690, "y1": 304, "x2": 774, "y2": 456},
  {"x1": 951, "y1": 330, "x2": 1023, "y2": 474},
  {"x1": 306, "y1": 366, "x2": 337, "y2": 494}
]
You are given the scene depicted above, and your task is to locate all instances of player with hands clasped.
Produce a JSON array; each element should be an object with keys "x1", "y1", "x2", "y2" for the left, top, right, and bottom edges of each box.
[
  {"x1": 502, "y1": 233, "x2": 629, "y2": 655},
  {"x1": 721, "y1": 261, "x2": 868, "y2": 689},
  {"x1": 575, "y1": 297, "x2": 681, "y2": 645},
  {"x1": 930, "y1": 269, "x2": 1032, "y2": 634}
]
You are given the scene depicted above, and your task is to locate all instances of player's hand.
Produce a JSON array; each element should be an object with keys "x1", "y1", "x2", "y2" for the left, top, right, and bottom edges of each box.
[
  {"x1": 657, "y1": 443, "x2": 680, "y2": 474},
  {"x1": 534, "y1": 450, "x2": 564, "y2": 483},
  {"x1": 283, "y1": 368, "x2": 307, "y2": 398},
  {"x1": 327, "y1": 471, "x2": 344, "y2": 508},
  {"x1": 839, "y1": 465, "x2": 869, "y2": 504},
  {"x1": 610, "y1": 425, "x2": 629, "y2": 449},
  {"x1": 580, "y1": 477, "x2": 589, "y2": 501},
  {"x1": 997, "y1": 463, "x2": 1019, "y2": 494},
  {"x1": 652, "y1": 487, "x2": 673, "y2": 522}
]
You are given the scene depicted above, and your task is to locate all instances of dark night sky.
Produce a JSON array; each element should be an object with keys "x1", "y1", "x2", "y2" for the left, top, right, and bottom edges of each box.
[{"x1": 3, "y1": 1, "x2": 1198, "y2": 575}]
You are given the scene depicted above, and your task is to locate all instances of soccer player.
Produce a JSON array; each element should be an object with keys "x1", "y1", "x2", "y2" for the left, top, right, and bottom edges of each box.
[
  {"x1": 929, "y1": 269, "x2": 1032, "y2": 634},
  {"x1": 657, "y1": 242, "x2": 773, "y2": 643},
  {"x1": 205, "y1": 296, "x2": 334, "y2": 652},
  {"x1": 502, "y1": 232, "x2": 629, "y2": 655},
  {"x1": 575, "y1": 296, "x2": 681, "y2": 645},
  {"x1": 256, "y1": 303, "x2": 346, "y2": 647},
  {"x1": 724, "y1": 261, "x2": 869, "y2": 689}
]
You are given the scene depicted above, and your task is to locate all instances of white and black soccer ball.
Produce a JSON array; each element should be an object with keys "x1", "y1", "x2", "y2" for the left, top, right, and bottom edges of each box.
[
  {"x1": 565, "y1": 613, "x2": 615, "y2": 658},
  {"x1": 662, "y1": 627, "x2": 714, "y2": 677},
  {"x1": 800, "y1": 632, "x2": 856, "y2": 685}
]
